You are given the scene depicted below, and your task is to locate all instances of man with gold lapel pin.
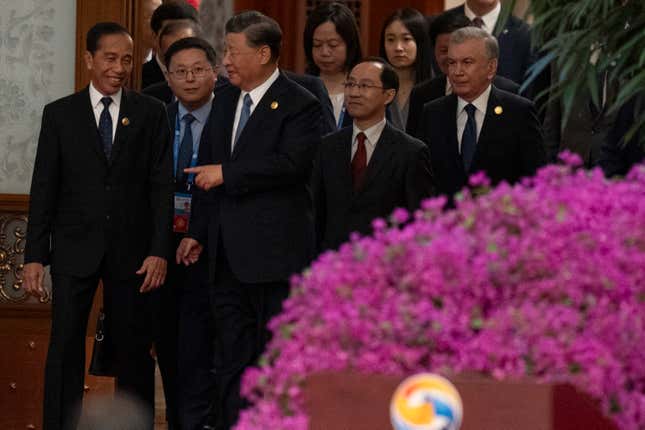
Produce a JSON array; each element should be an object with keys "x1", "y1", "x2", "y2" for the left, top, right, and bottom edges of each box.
[
  {"x1": 176, "y1": 11, "x2": 323, "y2": 429},
  {"x1": 23, "y1": 22, "x2": 173, "y2": 430},
  {"x1": 419, "y1": 26, "x2": 545, "y2": 199}
]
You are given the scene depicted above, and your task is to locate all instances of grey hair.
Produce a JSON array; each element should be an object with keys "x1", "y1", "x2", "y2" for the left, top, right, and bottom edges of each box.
[{"x1": 450, "y1": 27, "x2": 499, "y2": 60}]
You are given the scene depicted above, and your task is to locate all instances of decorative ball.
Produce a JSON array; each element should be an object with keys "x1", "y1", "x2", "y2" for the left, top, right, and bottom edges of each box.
[{"x1": 390, "y1": 373, "x2": 463, "y2": 430}]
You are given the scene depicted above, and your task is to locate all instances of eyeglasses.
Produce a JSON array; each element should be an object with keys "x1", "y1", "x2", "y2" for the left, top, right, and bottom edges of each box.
[
  {"x1": 168, "y1": 66, "x2": 213, "y2": 80},
  {"x1": 343, "y1": 81, "x2": 385, "y2": 92}
]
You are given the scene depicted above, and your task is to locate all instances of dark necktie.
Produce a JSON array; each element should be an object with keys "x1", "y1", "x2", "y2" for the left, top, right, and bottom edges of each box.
[
  {"x1": 177, "y1": 113, "x2": 196, "y2": 185},
  {"x1": 472, "y1": 17, "x2": 485, "y2": 28},
  {"x1": 98, "y1": 97, "x2": 113, "y2": 159},
  {"x1": 461, "y1": 103, "x2": 477, "y2": 171},
  {"x1": 234, "y1": 93, "x2": 253, "y2": 147},
  {"x1": 351, "y1": 132, "x2": 367, "y2": 191}
]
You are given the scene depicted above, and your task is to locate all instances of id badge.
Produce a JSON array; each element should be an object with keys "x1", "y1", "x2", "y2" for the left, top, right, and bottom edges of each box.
[{"x1": 173, "y1": 192, "x2": 192, "y2": 233}]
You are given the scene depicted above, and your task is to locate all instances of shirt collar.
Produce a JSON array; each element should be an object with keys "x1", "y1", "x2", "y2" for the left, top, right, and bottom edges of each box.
[
  {"x1": 464, "y1": 1, "x2": 501, "y2": 33},
  {"x1": 178, "y1": 93, "x2": 215, "y2": 124},
  {"x1": 89, "y1": 82, "x2": 122, "y2": 110},
  {"x1": 241, "y1": 67, "x2": 280, "y2": 107},
  {"x1": 352, "y1": 117, "x2": 387, "y2": 147},
  {"x1": 457, "y1": 84, "x2": 492, "y2": 116}
]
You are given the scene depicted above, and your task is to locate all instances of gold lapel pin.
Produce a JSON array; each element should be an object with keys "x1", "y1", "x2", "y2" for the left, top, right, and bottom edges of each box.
[
  {"x1": 121, "y1": 117, "x2": 130, "y2": 126},
  {"x1": 494, "y1": 106, "x2": 503, "y2": 115},
  {"x1": 270, "y1": 101, "x2": 279, "y2": 110}
]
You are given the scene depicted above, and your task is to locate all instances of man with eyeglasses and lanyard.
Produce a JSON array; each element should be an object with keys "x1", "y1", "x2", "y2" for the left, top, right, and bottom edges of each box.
[
  {"x1": 313, "y1": 57, "x2": 435, "y2": 253},
  {"x1": 162, "y1": 36, "x2": 219, "y2": 430}
]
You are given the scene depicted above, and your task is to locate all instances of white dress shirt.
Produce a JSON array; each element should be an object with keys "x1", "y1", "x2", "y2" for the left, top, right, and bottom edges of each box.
[
  {"x1": 456, "y1": 84, "x2": 491, "y2": 152},
  {"x1": 351, "y1": 118, "x2": 387, "y2": 165},
  {"x1": 464, "y1": 2, "x2": 501, "y2": 34},
  {"x1": 89, "y1": 82, "x2": 121, "y2": 141},
  {"x1": 231, "y1": 67, "x2": 280, "y2": 149}
]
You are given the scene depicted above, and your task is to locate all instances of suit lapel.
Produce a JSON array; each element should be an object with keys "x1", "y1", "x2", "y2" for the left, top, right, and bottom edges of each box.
[
  {"x1": 430, "y1": 77, "x2": 447, "y2": 100},
  {"x1": 110, "y1": 89, "x2": 135, "y2": 164},
  {"x1": 357, "y1": 124, "x2": 396, "y2": 195},
  {"x1": 443, "y1": 94, "x2": 464, "y2": 174},
  {"x1": 78, "y1": 87, "x2": 109, "y2": 165},
  {"x1": 231, "y1": 73, "x2": 288, "y2": 160},
  {"x1": 472, "y1": 86, "x2": 502, "y2": 171},
  {"x1": 333, "y1": 128, "x2": 354, "y2": 204},
  {"x1": 214, "y1": 86, "x2": 239, "y2": 162},
  {"x1": 166, "y1": 101, "x2": 178, "y2": 126}
]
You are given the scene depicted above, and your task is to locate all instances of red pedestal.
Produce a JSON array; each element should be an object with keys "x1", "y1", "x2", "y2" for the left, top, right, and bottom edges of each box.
[{"x1": 304, "y1": 372, "x2": 618, "y2": 430}]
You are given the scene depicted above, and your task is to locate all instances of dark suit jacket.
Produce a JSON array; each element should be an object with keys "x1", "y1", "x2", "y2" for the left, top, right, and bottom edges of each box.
[
  {"x1": 188, "y1": 71, "x2": 323, "y2": 283},
  {"x1": 313, "y1": 123, "x2": 435, "y2": 251},
  {"x1": 599, "y1": 94, "x2": 644, "y2": 177},
  {"x1": 420, "y1": 86, "x2": 545, "y2": 196},
  {"x1": 543, "y1": 67, "x2": 617, "y2": 166},
  {"x1": 142, "y1": 57, "x2": 165, "y2": 91},
  {"x1": 284, "y1": 71, "x2": 336, "y2": 135},
  {"x1": 25, "y1": 87, "x2": 173, "y2": 279},
  {"x1": 143, "y1": 75, "x2": 231, "y2": 105},
  {"x1": 444, "y1": 5, "x2": 533, "y2": 85},
  {"x1": 406, "y1": 74, "x2": 520, "y2": 138}
]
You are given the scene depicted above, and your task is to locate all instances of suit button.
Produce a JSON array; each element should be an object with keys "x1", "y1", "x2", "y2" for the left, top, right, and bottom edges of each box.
[
  {"x1": 105, "y1": 185, "x2": 111, "y2": 191},
  {"x1": 106, "y1": 215, "x2": 110, "y2": 221}
]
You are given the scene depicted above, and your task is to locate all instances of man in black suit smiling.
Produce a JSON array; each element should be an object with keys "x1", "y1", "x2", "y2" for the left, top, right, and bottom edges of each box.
[
  {"x1": 23, "y1": 22, "x2": 172, "y2": 429},
  {"x1": 419, "y1": 27, "x2": 545, "y2": 197},
  {"x1": 313, "y1": 58, "x2": 434, "y2": 252},
  {"x1": 176, "y1": 11, "x2": 323, "y2": 429}
]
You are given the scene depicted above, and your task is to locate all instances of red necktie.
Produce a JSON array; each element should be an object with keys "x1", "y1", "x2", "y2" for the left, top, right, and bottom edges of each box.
[
  {"x1": 351, "y1": 132, "x2": 367, "y2": 191},
  {"x1": 472, "y1": 17, "x2": 484, "y2": 28}
]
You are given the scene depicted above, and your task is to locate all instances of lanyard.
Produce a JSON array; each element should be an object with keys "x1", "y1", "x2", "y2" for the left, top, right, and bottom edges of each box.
[{"x1": 173, "y1": 113, "x2": 199, "y2": 187}]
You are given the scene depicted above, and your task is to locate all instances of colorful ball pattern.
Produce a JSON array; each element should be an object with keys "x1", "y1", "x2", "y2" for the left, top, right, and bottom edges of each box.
[{"x1": 390, "y1": 373, "x2": 463, "y2": 430}]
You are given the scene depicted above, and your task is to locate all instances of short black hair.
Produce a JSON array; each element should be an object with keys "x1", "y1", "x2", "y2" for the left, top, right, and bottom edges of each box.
[
  {"x1": 303, "y1": 2, "x2": 363, "y2": 76},
  {"x1": 164, "y1": 37, "x2": 217, "y2": 69},
  {"x1": 159, "y1": 19, "x2": 202, "y2": 48},
  {"x1": 379, "y1": 8, "x2": 433, "y2": 84},
  {"x1": 357, "y1": 56, "x2": 399, "y2": 93},
  {"x1": 150, "y1": 1, "x2": 199, "y2": 35},
  {"x1": 225, "y1": 11, "x2": 282, "y2": 62},
  {"x1": 86, "y1": 22, "x2": 131, "y2": 54},
  {"x1": 428, "y1": 11, "x2": 472, "y2": 45}
]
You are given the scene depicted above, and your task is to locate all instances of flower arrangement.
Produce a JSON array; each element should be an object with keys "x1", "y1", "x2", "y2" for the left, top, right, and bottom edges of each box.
[{"x1": 236, "y1": 156, "x2": 645, "y2": 430}]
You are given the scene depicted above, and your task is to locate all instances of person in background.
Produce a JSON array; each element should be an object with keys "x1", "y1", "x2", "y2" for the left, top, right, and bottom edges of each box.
[
  {"x1": 141, "y1": 0, "x2": 163, "y2": 64},
  {"x1": 406, "y1": 11, "x2": 519, "y2": 137},
  {"x1": 543, "y1": 65, "x2": 617, "y2": 166},
  {"x1": 379, "y1": 8, "x2": 433, "y2": 130},
  {"x1": 419, "y1": 27, "x2": 545, "y2": 197},
  {"x1": 164, "y1": 36, "x2": 219, "y2": 430},
  {"x1": 143, "y1": 0, "x2": 200, "y2": 90},
  {"x1": 304, "y1": 1, "x2": 362, "y2": 129},
  {"x1": 313, "y1": 58, "x2": 435, "y2": 252},
  {"x1": 442, "y1": 0, "x2": 532, "y2": 86},
  {"x1": 599, "y1": 93, "x2": 644, "y2": 177},
  {"x1": 143, "y1": 19, "x2": 205, "y2": 104}
]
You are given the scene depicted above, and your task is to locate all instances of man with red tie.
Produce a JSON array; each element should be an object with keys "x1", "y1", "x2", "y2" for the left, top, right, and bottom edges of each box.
[{"x1": 313, "y1": 57, "x2": 435, "y2": 252}]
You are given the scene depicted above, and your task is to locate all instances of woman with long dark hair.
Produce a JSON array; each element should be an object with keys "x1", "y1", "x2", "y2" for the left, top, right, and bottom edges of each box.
[
  {"x1": 379, "y1": 8, "x2": 433, "y2": 130},
  {"x1": 304, "y1": 2, "x2": 363, "y2": 128}
]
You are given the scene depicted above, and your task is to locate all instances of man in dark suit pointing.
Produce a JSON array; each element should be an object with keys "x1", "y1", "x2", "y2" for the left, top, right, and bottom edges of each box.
[
  {"x1": 419, "y1": 27, "x2": 545, "y2": 197},
  {"x1": 176, "y1": 11, "x2": 323, "y2": 429},
  {"x1": 23, "y1": 22, "x2": 173, "y2": 430}
]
